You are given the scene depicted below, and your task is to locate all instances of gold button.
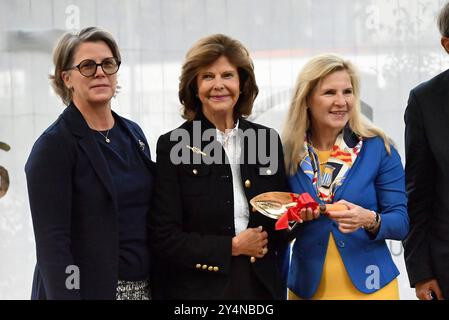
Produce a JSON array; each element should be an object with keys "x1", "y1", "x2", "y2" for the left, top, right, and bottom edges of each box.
[
  {"x1": 193, "y1": 169, "x2": 198, "y2": 175},
  {"x1": 195, "y1": 264, "x2": 201, "y2": 269},
  {"x1": 266, "y1": 169, "x2": 272, "y2": 175},
  {"x1": 244, "y1": 179, "x2": 251, "y2": 188},
  {"x1": 202, "y1": 264, "x2": 208, "y2": 270},
  {"x1": 208, "y1": 266, "x2": 213, "y2": 271},
  {"x1": 213, "y1": 267, "x2": 219, "y2": 272}
]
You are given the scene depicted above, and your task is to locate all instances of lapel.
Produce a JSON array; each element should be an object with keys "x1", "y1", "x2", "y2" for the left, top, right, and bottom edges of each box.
[
  {"x1": 295, "y1": 126, "x2": 366, "y2": 203},
  {"x1": 439, "y1": 71, "x2": 449, "y2": 126},
  {"x1": 186, "y1": 111, "x2": 227, "y2": 164},
  {"x1": 238, "y1": 118, "x2": 251, "y2": 183},
  {"x1": 61, "y1": 103, "x2": 116, "y2": 198},
  {"x1": 112, "y1": 111, "x2": 154, "y2": 172},
  {"x1": 293, "y1": 170, "x2": 323, "y2": 203},
  {"x1": 333, "y1": 140, "x2": 365, "y2": 201},
  {"x1": 330, "y1": 127, "x2": 363, "y2": 200}
]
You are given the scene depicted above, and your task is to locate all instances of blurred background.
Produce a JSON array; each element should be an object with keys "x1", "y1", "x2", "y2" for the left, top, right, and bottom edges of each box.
[{"x1": 1, "y1": 0, "x2": 448, "y2": 299}]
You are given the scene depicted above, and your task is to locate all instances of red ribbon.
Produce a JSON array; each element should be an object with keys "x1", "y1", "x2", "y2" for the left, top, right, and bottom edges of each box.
[{"x1": 275, "y1": 193, "x2": 318, "y2": 230}]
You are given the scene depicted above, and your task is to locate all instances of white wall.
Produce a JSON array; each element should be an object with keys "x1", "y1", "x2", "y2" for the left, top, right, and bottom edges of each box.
[{"x1": 1, "y1": 0, "x2": 448, "y2": 299}]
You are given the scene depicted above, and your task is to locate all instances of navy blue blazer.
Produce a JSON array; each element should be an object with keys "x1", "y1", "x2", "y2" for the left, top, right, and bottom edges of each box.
[
  {"x1": 25, "y1": 103, "x2": 154, "y2": 299},
  {"x1": 288, "y1": 137, "x2": 409, "y2": 299}
]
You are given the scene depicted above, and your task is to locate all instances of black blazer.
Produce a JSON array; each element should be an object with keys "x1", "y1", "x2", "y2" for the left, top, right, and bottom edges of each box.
[
  {"x1": 25, "y1": 103, "x2": 154, "y2": 299},
  {"x1": 150, "y1": 113, "x2": 289, "y2": 300},
  {"x1": 404, "y1": 69, "x2": 449, "y2": 298}
]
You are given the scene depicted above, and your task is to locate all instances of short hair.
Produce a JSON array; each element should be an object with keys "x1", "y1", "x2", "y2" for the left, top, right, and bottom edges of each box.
[
  {"x1": 438, "y1": 2, "x2": 449, "y2": 37},
  {"x1": 179, "y1": 34, "x2": 259, "y2": 121},
  {"x1": 49, "y1": 27, "x2": 121, "y2": 106}
]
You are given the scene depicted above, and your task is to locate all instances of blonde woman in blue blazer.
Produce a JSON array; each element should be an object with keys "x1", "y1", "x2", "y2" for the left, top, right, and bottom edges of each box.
[{"x1": 282, "y1": 54, "x2": 409, "y2": 300}]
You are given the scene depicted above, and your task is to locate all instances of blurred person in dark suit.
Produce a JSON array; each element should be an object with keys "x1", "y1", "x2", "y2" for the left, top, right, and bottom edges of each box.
[{"x1": 403, "y1": 1, "x2": 449, "y2": 300}]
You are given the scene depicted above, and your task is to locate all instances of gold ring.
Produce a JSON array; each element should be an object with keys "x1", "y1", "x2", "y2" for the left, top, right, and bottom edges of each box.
[{"x1": 262, "y1": 247, "x2": 268, "y2": 255}]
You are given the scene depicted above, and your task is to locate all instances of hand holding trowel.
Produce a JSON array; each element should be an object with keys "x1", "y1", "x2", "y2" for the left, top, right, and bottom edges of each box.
[{"x1": 250, "y1": 192, "x2": 348, "y2": 230}]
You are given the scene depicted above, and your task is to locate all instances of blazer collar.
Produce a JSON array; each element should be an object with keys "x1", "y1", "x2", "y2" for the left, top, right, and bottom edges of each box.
[
  {"x1": 186, "y1": 111, "x2": 250, "y2": 164},
  {"x1": 112, "y1": 111, "x2": 152, "y2": 166},
  {"x1": 194, "y1": 110, "x2": 250, "y2": 132},
  {"x1": 440, "y1": 71, "x2": 449, "y2": 124},
  {"x1": 60, "y1": 103, "x2": 114, "y2": 199},
  {"x1": 61, "y1": 102, "x2": 145, "y2": 144},
  {"x1": 60, "y1": 102, "x2": 91, "y2": 138}
]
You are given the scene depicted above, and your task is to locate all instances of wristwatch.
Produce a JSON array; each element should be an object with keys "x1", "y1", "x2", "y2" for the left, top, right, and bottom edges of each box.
[{"x1": 365, "y1": 211, "x2": 380, "y2": 231}]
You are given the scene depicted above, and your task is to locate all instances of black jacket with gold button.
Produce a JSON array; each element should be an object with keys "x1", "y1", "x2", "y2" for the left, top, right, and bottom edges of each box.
[{"x1": 150, "y1": 112, "x2": 289, "y2": 300}]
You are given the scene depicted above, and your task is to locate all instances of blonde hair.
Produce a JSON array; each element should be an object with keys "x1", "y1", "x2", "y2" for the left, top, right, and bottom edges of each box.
[
  {"x1": 49, "y1": 27, "x2": 121, "y2": 106},
  {"x1": 282, "y1": 54, "x2": 392, "y2": 176}
]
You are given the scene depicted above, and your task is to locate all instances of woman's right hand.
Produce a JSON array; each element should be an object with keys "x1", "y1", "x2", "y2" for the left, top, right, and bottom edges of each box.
[
  {"x1": 298, "y1": 207, "x2": 320, "y2": 222},
  {"x1": 232, "y1": 226, "x2": 268, "y2": 258}
]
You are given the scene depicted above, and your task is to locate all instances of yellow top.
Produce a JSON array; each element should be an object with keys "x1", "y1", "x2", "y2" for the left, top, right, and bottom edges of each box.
[{"x1": 288, "y1": 150, "x2": 399, "y2": 300}]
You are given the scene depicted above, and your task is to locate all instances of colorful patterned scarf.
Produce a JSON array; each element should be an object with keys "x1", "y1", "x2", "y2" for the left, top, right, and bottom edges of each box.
[{"x1": 299, "y1": 128, "x2": 363, "y2": 203}]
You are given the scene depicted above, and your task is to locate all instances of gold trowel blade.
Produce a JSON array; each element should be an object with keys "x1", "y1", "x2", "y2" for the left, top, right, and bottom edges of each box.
[{"x1": 250, "y1": 192, "x2": 298, "y2": 220}]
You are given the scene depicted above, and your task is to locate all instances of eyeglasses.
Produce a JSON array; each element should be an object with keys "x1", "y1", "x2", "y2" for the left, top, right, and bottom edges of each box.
[{"x1": 70, "y1": 57, "x2": 121, "y2": 77}]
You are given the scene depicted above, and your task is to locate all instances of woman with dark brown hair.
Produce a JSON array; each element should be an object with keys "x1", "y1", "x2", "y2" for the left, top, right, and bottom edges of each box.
[{"x1": 150, "y1": 34, "x2": 288, "y2": 300}]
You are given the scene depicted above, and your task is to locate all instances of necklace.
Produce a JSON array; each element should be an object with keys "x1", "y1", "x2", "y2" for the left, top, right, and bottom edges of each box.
[
  {"x1": 97, "y1": 130, "x2": 111, "y2": 143},
  {"x1": 85, "y1": 118, "x2": 113, "y2": 143}
]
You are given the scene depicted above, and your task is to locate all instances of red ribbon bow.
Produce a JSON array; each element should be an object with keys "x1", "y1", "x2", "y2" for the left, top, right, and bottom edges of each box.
[{"x1": 275, "y1": 193, "x2": 318, "y2": 230}]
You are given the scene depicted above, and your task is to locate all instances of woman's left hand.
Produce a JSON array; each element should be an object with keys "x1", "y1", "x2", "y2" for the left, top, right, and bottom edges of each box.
[{"x1": 326, "y1": 199, "x2": 376, "y2": 234}]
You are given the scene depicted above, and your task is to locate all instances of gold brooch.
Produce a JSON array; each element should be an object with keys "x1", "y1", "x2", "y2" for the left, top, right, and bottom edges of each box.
[{"x1": 186, "y1": 145, "x2": 207, "y2": 156}]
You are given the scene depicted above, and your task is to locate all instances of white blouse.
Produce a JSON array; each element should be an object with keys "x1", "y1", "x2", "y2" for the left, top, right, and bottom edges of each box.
[{"x1": 216, "y1": 120, "x2": 249, "y2": 235}]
